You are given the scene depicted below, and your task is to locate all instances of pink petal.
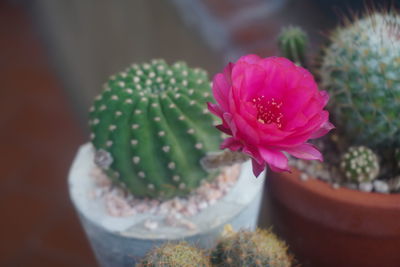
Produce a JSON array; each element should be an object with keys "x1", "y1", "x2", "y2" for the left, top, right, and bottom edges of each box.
[
  {"x1": 208, "y1": 102, "x2": 233, "y2": 134},
  {"x1": 320, "y1": 90, "x2": 330, "y2": 107},
  {"x1": 259, "y1": 148, "x2": 290, "y2": 172},
  {"x1": 310, "y1": 121, "x2": 335, "y2": 139},
  {"x1": 283, "y1": 111, "x2": 309, "y2": 131},
  {"x1": 233, "y1": 113, "x2": 260, "y2": 145},
  {"x1": 223, "y1": 63, "x2": 234, "y2": 83},
  {"x1": 216, "y1": 124, "x2": 232, "y2": 135},
  {"x1": 232, "y1": 63, "x2": 267, "y2": 101},
  {"x1": 251, "y1": 159, "x2": 265, "y2": 177},
  {"x1": 285, "y1": 143, "x2": 323, "y2": 161},
  {"x1": 280, "y1": 84, "x2": 316, "y2": 121},
  {"x1": 238, "y1": 54, "x2": 261, "y2": 64},
  {"x1": 223, "y1": 112, "x2": 237, "y2": 136},
  {"x1": 212, "y1": 73, "x2": 230, "y2": 110},
  {"x1": 221, "y1": 137, "x2": 243, "y2": 151},
  {"x1": 273, "y1": 111, "x2": 330, "y2": 147},
  {"x1": 207, "y1": 102, "x2": 223, "y2": 118},
  {"x1": 243, "y1": 144, "x2": 263, "y2": 164}
]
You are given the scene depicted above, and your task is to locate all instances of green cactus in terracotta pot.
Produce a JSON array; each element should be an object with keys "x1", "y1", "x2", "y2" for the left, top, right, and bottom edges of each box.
[
  {"x1": 138, "y1": 242, "x2": 210, "y2": 267},
  {"x1": 89, "y1": 59, "x2": 222, "y2": 199},
  {"x1": 211, "y1": 226, "x2": 292, "y2": 267},
  {"x1": 319, "y1": 12, "x2": 400, "y2": 149}
]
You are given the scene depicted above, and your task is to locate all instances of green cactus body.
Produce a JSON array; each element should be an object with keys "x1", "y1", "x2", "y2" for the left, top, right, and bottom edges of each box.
[
  {"x1": 320, "y1": 12, "x2": 400, "y2": 148},
  {"x1": 278, "y1": 25, "x2": 308, "y2": 66},
  {"x1": 89, "y1": 59, "x2": 221, "y2": 199},
  {"x1": 211, "y1": 227, "x2": 292, "y2": 267},
  {"x1": 340, "y1": 146, "x2": 380, "y2": 183},
  {"x1": 138, "y1": 242, "x2": 210, "y2": 267}
]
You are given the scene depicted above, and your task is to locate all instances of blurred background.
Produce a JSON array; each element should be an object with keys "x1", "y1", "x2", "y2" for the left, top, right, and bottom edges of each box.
[{"x1": 0, "y1": 0, "x2": 396, "y2": 266}]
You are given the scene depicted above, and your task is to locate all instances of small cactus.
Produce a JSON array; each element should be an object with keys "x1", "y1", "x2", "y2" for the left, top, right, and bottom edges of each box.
[
  {"x1": 340, "y1": 146, "x2": 380, "y2": 183},
  {"x1": 211, "y1": 226, "x2": 292, "y2": 267},
  {"x1": 138, "y1": 242, "x2": 210, "y2": 267},
  {"x1": 89, "y1": 59, "x2": 222, "y2": 199},
  {"x1": 278, "y1": 25, "x2": 309, "y2": 66},
  {"x1": 319, "y1": 12, "x2": 400, "y2": 149}
]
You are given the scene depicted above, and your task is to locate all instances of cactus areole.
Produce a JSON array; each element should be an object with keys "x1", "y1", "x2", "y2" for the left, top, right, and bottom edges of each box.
[{"x1": 89, "y1": 59, "x2": 222, "y2": 199}]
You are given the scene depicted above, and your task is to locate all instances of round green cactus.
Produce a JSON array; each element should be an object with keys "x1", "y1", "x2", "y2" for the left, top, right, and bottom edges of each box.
[
  {"x1": 138, "y1": 242, "x2": 210, "y2": 267},
  {"x1": 211, "y1": 226, "x2": 292, "y2": 267},
  {"x1": 89, "y1": 59, "x2": 221, "y2": 199},
  {"x1": 278, "y1": 25, "x2": 308, "y2": 66},
  {"x1": 319, "y1": 12, "x2": 400, "y2": 148},
  {"x1": 340, "y1": 146, "x2": 380, "y2": 183}
]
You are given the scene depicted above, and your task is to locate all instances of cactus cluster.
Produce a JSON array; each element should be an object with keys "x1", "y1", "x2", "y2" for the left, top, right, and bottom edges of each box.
[
  {"x1": 137, "y1": 227, "x2": 292, "y2": 266},
  {"x1": 319, "y1": 12, "x2": 400, "y2": 149},
  {"x1": 278, "y1": 25, "x2": 308, "y2": 66},
  {"x1": 340, "y1": 146, "x2": 380, "y2": 183},
  {"x1": 211, "y1": 226, "x2": 292, "y2": 267},
  {"x1": 89, "y1": 59, "x2": 222, "y2": 199},
  {"x1": 138, "y1": 242, "x2": 210, "y2": 267}
]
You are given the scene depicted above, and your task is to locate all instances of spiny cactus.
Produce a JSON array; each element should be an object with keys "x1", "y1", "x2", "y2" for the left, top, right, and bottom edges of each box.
[
  {"x1": 278, "y1": 25, "x2": 309, "y2": 66},
  {"x1": 138, "y1": 242, "x2": 210, "y2": 267},
  {"x1": 340, "y1": 146, "x2": 380, "y2": 183},
  {"x1": 319, "y1": 12, "x2": 400, "y2": 149},
  {"x1": 211, "y1": 226, "x2": 292, "y2": 267},
  {"x1": 89, "y1": 59, "x2": 222, "y2": 199}
]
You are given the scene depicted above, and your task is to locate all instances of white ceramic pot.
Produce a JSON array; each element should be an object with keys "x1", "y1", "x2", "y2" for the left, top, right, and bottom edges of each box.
[{"x1": 69, "y1": 143, "x2": 265, "y2": 266}]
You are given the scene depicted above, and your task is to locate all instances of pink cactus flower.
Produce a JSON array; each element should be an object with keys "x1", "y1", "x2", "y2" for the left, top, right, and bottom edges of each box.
[{"x1": 208, "y1": 55, "x2": 334, "y2": 177}]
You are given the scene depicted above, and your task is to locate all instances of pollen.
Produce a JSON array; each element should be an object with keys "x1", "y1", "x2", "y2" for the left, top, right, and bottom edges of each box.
[{"x1": 252, "y1": 96, "x2": 284, "y2": 128}]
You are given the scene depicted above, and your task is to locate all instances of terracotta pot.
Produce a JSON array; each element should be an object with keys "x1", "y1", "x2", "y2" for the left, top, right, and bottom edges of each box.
[{"x1": 265, "y1": 168, "x2": 400, "y2": 267}]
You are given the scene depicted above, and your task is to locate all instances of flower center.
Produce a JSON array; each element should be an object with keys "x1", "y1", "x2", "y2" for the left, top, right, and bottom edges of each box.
[{"x1": 252, "y1": 96, "x2": 283, "y2": 128}]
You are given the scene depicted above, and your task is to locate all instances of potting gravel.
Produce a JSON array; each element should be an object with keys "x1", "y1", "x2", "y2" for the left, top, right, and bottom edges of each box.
[{"x1": 88, "y1": 164, "x2": 240, "y2": 230}]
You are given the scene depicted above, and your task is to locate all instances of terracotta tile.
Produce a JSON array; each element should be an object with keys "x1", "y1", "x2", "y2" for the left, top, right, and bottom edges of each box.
[
  {"x1": 0, "y1": 142, "x2": 31, "y2": 190},
  {"x1": 1, "y1": 66, "x2": 58, "y2": 98},
  {"x1": 0, "y1": 190, "x2": 59, "y2": 265},
  {"x1": 0, "y1": 96, "x2": 83, "y2": 148},
  {"x1": 36, "y1": 207, "x2": 98, "y2": 266},
  {"x1": 0, "y1": 2, "x2": 94, "y2": 267},
  {"x1": 18, "y1": 154, "x2": 67, "y2": 199},
  {"x1": 12, "y1": 247, "x2": 84, "y2": 267}
]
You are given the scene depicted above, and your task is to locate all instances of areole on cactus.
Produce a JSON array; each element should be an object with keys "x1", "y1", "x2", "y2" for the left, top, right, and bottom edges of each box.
[
  {"x1": 89, "y1": 59, "x2": 222, "y2": 199},
  {"x1": 319, "y1": 12, "x2": 400, "y2": 149}
]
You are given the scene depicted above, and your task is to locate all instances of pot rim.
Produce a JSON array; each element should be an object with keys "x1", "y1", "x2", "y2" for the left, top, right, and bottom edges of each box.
[
  {"x1": 275, "y1": 167, "x2": 400, "y2": 209},
  {"x1": 268, "y1": 167, "x2": 400, "y2": 236}
]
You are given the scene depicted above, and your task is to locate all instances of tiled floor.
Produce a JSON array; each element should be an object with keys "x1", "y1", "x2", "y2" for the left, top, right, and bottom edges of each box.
[{"x1": 0, "y1": 2, "x2": 97, "y2": 266}]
